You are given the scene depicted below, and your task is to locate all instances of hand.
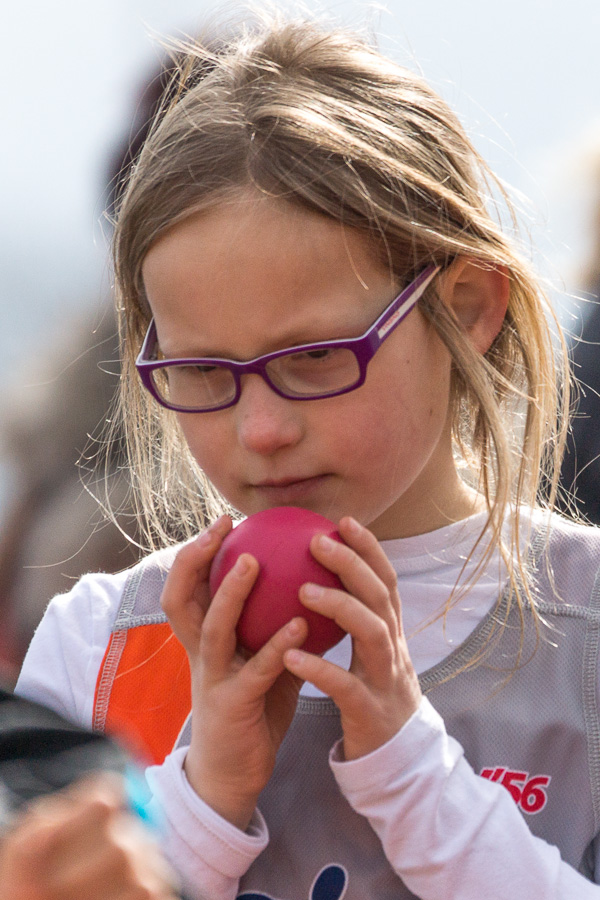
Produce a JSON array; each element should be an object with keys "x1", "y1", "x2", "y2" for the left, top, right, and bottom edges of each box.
[
  {"x1": 283, "y1": 516, "x2": 422, "y2": 761},
  {"x1": 0, "y1": 774, "x2": 178, "y2": 900},
  {"x1": 160, "y1": 517, "x2": 310, "y2": 831}
]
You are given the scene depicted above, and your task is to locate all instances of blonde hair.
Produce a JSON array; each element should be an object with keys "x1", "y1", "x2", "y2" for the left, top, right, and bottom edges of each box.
[{"x1": 110, "y1": 12, "x2": 570, "y2": 664}]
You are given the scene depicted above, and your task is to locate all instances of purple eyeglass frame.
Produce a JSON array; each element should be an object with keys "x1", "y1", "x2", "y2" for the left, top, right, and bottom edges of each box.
[{"x1": 136, "y1": 264, "x2": 440, "y2": 413}]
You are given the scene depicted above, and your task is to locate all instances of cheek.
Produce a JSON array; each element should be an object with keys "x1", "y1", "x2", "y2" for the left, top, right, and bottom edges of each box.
[
  {"x1": 349, "y1": 335, "x2": 451, "y2": 455},
  {"x1": 176, "y1": 416, "x2": 227, "y2": 482},
  {"x1": 345, "y1": 388, "x2": 448, "y2": 471}
]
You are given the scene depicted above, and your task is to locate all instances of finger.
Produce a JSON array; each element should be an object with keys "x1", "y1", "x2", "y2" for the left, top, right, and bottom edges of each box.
[
  {"x1": 17, "y1": 774, "x2": 121, "y2": 838},
  {"x1": 284, "y1": 644, "x2": 420, "y2": 761},
  {"x1": 283, "y1": 647, "x2": 367, "y2": 709},
  {"x1": 199, "y1": 553, "x2": 260, "y2": 672},
  {"x1": 239, "y1": 616, "x2": 310, "y2": 699},
  {"x1": 309, "y1": 527, "x2": 399, "y2": 632},
  {"x1": 9, "y1": 783, "x2": 119, "y2": 890},
  {"x1": 46, "y1": 811, "x2": 175, "y2": 900},
  {"x1": 62, "y1": 772, "x2": 124, "y2": 805},
  {"x1": 299, "y1": 582, "x2": 392, "y2": 655},
  {"x1": 338, "y1": 517, "x2": 401, "y2": 599},
  {"x1": 162, "y1": 515, "x2": 232, "y2": 614},
  {"x1": 161, "y1": 515, "x2": 232, "y2": 646},
  {"x1": 35, "y1": 777, "x2": 178, "y2": 900}
]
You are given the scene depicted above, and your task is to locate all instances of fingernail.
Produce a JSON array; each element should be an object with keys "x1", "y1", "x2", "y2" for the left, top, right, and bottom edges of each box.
[
  {"x1": 285, "y1": 649, "x2": 304, "y2": 667},
  {"x1": 287, "y1": 618, "x2": 302, "y2": 637},
  {"x1": 346, "y1": 517, "x2": 361, "y2": 535},
  {"x1": 209, "y1": 514, "x2": 229, "y2": 531},
  {"x1": 197, "y1": 515, "x2": 228, "y2": 546},
  {"x1": 234, "y1": 555, "x2": 251, "y2": 576},
  {"x1": 303, "y1": 583, "x2": 323, "y2": 601},
  {"x1": 196, "y1": 530, "x2": 214, "y2": 547},
  {"x1": 317, "y1": 535, "x2": 336, "y2": 552}
]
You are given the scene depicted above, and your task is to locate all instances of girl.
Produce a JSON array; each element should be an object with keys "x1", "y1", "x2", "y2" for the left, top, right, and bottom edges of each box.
[{"x1": 16, "y1": 11, "x2": 600, "y2": 900}]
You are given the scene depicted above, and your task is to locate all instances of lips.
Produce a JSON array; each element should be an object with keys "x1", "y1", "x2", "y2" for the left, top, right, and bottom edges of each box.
[
  {"x1": 250, "y1": 474, "x2": 329, "y2": 502},
  {"x1": 253, "y1": 476, "x2": 318, "y2": 488}
]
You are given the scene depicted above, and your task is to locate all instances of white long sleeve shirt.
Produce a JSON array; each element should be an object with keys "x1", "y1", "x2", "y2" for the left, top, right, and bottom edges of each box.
[{"x1": 16, "y1": 509, "x2": 600, "y2": 898}]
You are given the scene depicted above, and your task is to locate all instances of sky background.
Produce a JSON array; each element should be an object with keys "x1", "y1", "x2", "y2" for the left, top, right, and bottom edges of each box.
[
  {"x1": 2, "y1": 0, "x2": 600, "y2": 428},
  {"x1": 3, "y1": 0, "x2": 600, "y2": 371}
]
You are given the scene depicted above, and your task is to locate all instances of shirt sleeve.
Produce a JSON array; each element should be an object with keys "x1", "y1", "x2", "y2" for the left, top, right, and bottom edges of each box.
[
  {"x1": 15, "y1": 571, "x2": 127, "y2": 727},
  {"x1": 147, "y1": 748, "x2": 268, "y2": 900},
  {"x1": 330, "y1": 696, "x2": 600, "y2": 899}
]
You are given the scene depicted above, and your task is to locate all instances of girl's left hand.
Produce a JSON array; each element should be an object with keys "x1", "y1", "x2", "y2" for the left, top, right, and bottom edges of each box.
[{"x1": 283, "y1": 517, "x2": 422, "y2": 761}]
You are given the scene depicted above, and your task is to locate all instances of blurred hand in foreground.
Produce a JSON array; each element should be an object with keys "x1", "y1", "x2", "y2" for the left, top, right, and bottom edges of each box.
[{"x1": 0, "y1": 773, "x2": 179, "y2": 900}]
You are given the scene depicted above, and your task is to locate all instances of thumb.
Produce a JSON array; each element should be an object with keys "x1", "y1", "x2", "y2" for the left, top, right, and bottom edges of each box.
[{"x1": 160, "y1": 517, "x2": 232, "y2": 652}]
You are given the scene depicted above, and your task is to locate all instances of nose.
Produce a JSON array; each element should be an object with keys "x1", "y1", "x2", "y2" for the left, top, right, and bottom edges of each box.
[{"x1": 235, "y1": 373, "x2": 304, "y2": 455}]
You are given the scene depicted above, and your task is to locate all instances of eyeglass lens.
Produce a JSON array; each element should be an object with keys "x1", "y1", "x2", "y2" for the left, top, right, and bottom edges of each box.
[{"x1": 151, "y1": 346, "x2": 361, "y2": 409}]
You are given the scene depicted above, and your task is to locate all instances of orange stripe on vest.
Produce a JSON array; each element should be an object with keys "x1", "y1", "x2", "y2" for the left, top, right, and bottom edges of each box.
[{"x1": 93, "y1": 622, "x2": 191, "y2": 765}]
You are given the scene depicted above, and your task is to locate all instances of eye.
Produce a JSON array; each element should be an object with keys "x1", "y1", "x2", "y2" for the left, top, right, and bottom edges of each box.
[
  {"x1": 158, "y1": 362, "x2": 235, "y2": 408},
  {"x1": 265, "y1": 345, "x2": 360, "y2": 396},
  {"x1": 167, "y1": 363, "x2": 220, "y2": 378},
  {"x1": 287, "y1": 347, "x2": 345, "y2": 366},
  {"x1": 304, "y1": 348, "x2": 334, "y2": 360}
]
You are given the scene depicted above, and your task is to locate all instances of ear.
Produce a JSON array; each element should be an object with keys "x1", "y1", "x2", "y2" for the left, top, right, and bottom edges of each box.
[{"x1": 438, "y1": 257, "x2": 510, "y2": 354}]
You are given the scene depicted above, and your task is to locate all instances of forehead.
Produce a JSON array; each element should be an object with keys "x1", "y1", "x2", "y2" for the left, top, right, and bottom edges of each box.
[{"x1": 141, "y1": 193, "x2": 396, "y2": 358}]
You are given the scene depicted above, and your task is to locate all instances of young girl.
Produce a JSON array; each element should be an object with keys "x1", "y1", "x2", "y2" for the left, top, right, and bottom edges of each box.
[{"x1": 16, "y1": 12, "x2": 600, "y2": 900}]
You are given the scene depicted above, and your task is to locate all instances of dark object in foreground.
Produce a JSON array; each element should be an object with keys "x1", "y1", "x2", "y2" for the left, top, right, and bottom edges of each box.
[{"x1": 0, "y1": 688, "x2": 190, "y2": 899}]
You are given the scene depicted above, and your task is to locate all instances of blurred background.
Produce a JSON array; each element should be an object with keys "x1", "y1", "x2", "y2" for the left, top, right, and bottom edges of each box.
[
  {"x1": 2, "y1": 0, "x2": 600, "y2": 676},
  {"x1": 4, "y1": 0, "x2": 600, "y2": 374}
]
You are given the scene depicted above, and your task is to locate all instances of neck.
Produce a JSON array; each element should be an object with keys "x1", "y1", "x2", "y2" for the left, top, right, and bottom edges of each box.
[
  {"x1": 368, "y1": 435, "x2": 487, "y2": 540},
  {"x1": 371, "y1": 484, "x2": 485, "y2": 541}
]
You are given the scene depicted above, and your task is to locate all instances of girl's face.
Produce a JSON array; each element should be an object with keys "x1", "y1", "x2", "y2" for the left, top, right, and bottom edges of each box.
[{"x1": 142, "y1": 193, "x2": 477, "y2": 539}]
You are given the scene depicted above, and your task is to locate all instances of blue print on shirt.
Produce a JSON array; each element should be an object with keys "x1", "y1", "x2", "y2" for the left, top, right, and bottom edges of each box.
[{"x1": 238, "y1": 863, "x2": 348, "y2": 900}]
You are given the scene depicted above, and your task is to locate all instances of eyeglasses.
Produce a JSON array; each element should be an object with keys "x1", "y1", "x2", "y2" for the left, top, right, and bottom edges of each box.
[{"x1": 135, "y1": 264, "x2": 439, "y2": 413}]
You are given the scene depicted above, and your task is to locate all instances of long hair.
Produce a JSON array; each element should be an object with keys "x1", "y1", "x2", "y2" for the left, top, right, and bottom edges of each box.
[{"x1": 110, "y1": 12, "x2": 570, "y2": 667}]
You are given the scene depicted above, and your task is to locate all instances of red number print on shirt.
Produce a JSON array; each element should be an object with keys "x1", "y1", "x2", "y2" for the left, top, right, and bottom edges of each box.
[{"x1": 479, "y1": 767, "x2": 551, "y2": 814}]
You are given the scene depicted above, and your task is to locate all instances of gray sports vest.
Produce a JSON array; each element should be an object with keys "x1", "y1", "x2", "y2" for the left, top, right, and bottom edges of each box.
[{"x1": 109, "y1": 514, "x2": 600, "y2": 899}]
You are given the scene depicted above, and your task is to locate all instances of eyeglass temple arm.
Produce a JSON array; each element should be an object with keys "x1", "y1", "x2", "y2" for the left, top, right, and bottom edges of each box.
[{"x1": 375, "y1": 265, "x2": 440, "y2": 341}]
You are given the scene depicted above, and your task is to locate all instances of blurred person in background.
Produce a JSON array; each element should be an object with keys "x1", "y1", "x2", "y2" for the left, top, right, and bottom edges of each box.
[
  {"x1": 0, "y1": 58, "x2": 177, "y2": 681},
  {"x1": 559, "y1": 139, "x2": 600, "y2": 524}
]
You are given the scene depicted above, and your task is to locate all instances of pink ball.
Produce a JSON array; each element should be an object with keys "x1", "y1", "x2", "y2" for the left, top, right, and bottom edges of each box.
[{"x1": 209, "y1": 507, "x2": 347, "y2": 655}]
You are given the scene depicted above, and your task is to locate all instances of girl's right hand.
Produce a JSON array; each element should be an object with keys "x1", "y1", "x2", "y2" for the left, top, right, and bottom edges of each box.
[{"x1": 160, "y1": 516, "x2": 310, "y2": 832}]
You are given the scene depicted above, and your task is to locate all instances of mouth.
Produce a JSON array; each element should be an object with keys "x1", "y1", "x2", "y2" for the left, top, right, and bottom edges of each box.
[{"x1": 250, "y1": 474, "x2": 330, "y2": 503}]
